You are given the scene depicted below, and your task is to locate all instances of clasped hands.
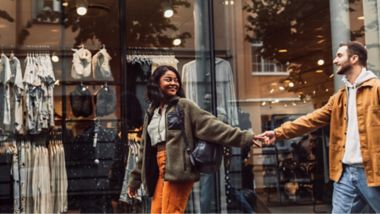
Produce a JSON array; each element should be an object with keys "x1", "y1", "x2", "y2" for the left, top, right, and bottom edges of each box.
[{"x1": 252, "y1": 130, "x2": 276, "y2": 147}]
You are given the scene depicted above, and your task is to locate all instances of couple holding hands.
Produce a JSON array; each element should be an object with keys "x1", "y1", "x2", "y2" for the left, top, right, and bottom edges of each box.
[{"x1": 128, "y1": 41, "x2": 380, "y2": 213}]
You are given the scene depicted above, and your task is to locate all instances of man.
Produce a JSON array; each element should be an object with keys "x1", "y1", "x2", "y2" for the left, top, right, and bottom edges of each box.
[{"x1": 258, "y1": 41, "x2": 380, "y2": 213}]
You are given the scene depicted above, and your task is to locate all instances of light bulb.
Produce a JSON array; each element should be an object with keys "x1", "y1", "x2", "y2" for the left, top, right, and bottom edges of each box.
[
  {"x1": 76, "y1": 5, "x2": 87, "y2": 16},
  {"x1": 164, "y1": 9, "x2": 174, "y2": 18},
  {"x1": 173, "y1": 38, "x2": 181, "y2": 46},
  {"x1": 51, "y1": 55, "x2": 59, "y2": 62}
]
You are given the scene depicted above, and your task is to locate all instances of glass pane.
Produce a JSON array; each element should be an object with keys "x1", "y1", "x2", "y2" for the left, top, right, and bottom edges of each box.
[
  {"x1": 214, "y1": 0, "x2": 334, "y2": 211},
  {"x1": 0, "y1": 0, "x2": 123, "y2": 213},
  {"x1": 124, "y1": 0, "x2": 219, "y2": 213}
]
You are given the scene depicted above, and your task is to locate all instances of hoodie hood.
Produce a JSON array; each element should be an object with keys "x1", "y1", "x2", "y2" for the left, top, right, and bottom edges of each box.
[{"x1": 342, "y1": 68, "x2": 377, "y2": 89}]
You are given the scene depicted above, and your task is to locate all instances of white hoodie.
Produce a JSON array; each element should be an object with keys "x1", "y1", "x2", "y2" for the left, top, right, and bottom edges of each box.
[{"x1": 341, "y1": 68, "x2": 377, "y2": 164}]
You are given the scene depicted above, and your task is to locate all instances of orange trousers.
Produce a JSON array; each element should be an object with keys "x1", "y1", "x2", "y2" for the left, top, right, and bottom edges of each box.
[{"x1": 151, "y1": 149, "x2": 194, "y2": 213}]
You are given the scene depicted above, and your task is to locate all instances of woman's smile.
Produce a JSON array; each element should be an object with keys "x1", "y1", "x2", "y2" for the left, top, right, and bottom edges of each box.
[{"x1": 159, "y1": 71, "x2": 180, "y2": 97}]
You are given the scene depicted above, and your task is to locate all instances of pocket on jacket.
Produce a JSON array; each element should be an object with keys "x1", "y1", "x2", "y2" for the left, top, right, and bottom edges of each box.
[
  {"x1": 368, "y1": 105, "x2": 380, "y2": 126},
  {"x1": 167, "y1": 111, "x2": 181, "y2": 130}
]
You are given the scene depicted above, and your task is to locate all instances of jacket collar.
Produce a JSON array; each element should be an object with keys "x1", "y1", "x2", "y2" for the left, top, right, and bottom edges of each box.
[
  {"x1": 360, "y1": 77, "x2": 378, "y2": 88},
  {"x1": 169, "y1": 95, "x2": 181, "y2": 106},
  {"x1": 342, "y1": 78, "x2": 378, "y2": 92},
  {"x1": 146, "y1": 96, "x2": 181, "y2": 116},
  {"x1": 342, "y1": 68, "x2": 377, "y2": 89},
  {"x1": 341, "y1": 76, "x2": 378, "y2": 93}
]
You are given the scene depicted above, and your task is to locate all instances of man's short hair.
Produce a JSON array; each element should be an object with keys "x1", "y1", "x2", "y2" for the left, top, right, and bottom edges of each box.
[{"x1": 339, "y1": 41, "x2": 367, "y2": 67}]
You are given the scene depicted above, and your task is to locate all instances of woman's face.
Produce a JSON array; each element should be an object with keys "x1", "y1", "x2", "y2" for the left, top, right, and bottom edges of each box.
[{"x1": 159, "y1": 70, "x2": 180, "y2": 97}]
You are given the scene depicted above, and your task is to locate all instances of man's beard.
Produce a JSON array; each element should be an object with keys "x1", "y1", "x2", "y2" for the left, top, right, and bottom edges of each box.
[{"x1": 337, "y1": 63, "x2": 353, "y2": 75}]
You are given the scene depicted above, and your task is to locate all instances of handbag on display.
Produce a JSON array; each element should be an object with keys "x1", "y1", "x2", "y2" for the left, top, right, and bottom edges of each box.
[
  {"x1": 176, "y1": 105, "x2": 223, "y2": 174},
  {"x1": 70, "y1": 83, "x2": 93, "y2": 117},
  {"x1": 95, "y1": 84, "x2": 116, "y2": 117}
]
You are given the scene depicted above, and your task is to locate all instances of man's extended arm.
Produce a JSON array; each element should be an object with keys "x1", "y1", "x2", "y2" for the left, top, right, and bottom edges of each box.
[{"x1": 257, "y1": 95, "x2": 335, "y2": 144}]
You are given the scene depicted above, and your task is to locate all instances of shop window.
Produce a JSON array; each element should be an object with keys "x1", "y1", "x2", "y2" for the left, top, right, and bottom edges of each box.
[
  {"x1": 32, "y1": 0, "x2": 61, "y2": 23},
  {"x1": 251, "y1": 42, "x2": 287, "y2": 75}
]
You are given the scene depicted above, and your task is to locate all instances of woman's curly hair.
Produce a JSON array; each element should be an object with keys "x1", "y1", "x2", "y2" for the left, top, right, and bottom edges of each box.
[{"x1": 146, "y1": 65, "x2": 185, "y2": 107}]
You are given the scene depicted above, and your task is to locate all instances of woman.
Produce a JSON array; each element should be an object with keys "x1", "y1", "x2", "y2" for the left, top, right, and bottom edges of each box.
[{"x1": 127, "y1": 65, "x2": 259, "y2": 213}]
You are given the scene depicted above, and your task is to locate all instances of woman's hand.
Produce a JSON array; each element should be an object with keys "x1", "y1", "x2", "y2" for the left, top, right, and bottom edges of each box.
[
  {"x1": 127, "y1": 187, "x2": 137, "y2": 198},
  {"x1": 252, "y1": 136, "x2": 262, "y2": 147},
  {"x1": 255, "y1": 131, "x2": 276, "y2": 145}
]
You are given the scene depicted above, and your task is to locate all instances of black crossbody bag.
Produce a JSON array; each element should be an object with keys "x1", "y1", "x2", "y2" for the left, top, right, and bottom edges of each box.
[{"x1": 176, "y1": 105, "x2": 223, "y2": 173}]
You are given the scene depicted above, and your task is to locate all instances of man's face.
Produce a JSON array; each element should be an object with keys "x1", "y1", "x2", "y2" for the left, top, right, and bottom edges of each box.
[{"x1": 333, "y1": 46, "x2": 353, "y2": 75}]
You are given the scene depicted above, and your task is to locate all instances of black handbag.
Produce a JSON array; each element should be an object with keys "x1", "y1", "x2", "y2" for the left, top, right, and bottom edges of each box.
[{"x1": 176, "y1": 105, "x2": 223, "y2": 173}]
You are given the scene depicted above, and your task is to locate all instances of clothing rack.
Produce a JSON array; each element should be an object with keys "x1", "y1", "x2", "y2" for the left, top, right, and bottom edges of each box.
[
  {"x1": 20, "y1": 45, "x2": 51, "y2": 54},
  {"x1": 127, "y1": 47, "x2": 175, "y2": 56},
  {"x1": 49, "y1": 127, "x2": 63, "y2": 140},
  {"x1": 0, "y1": 44, "x2": 107, "y2": 51},
  {"x1": 0, "y1": 44, "x2": 114, "y2": 59},
  {"x1": 126, "y1": 47, "x2": 232, "y2": 60},
  {"x1": 60, "y1": 80, "x2": 121, "y2": 85},
  {"x1": 0, "y1": 45, "x2": 53, "y2": 59}
]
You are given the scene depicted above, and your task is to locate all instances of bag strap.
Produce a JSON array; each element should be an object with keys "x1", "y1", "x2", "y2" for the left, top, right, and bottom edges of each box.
[{"x1": 176, "y1": 104, "x2": 191, "y2": 154}]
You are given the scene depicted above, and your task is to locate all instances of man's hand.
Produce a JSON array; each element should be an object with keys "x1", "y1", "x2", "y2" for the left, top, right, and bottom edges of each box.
[{"x1": 255, "y1": 130, "x2": 276, "y2": 145}]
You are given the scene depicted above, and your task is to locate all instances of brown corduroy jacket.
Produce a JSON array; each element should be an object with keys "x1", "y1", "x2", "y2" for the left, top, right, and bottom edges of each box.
[
  {"x1": 274, "y1": 77, "x2": 380, "y2": 187},
  {"x1": 128, "y1": 96, "x2": 254, "y2": 196}
]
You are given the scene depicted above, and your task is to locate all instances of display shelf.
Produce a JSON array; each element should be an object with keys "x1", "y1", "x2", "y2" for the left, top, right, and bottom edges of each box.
[{"x1": 59, "y1": 80, "x2": 122, "y2": 85}]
